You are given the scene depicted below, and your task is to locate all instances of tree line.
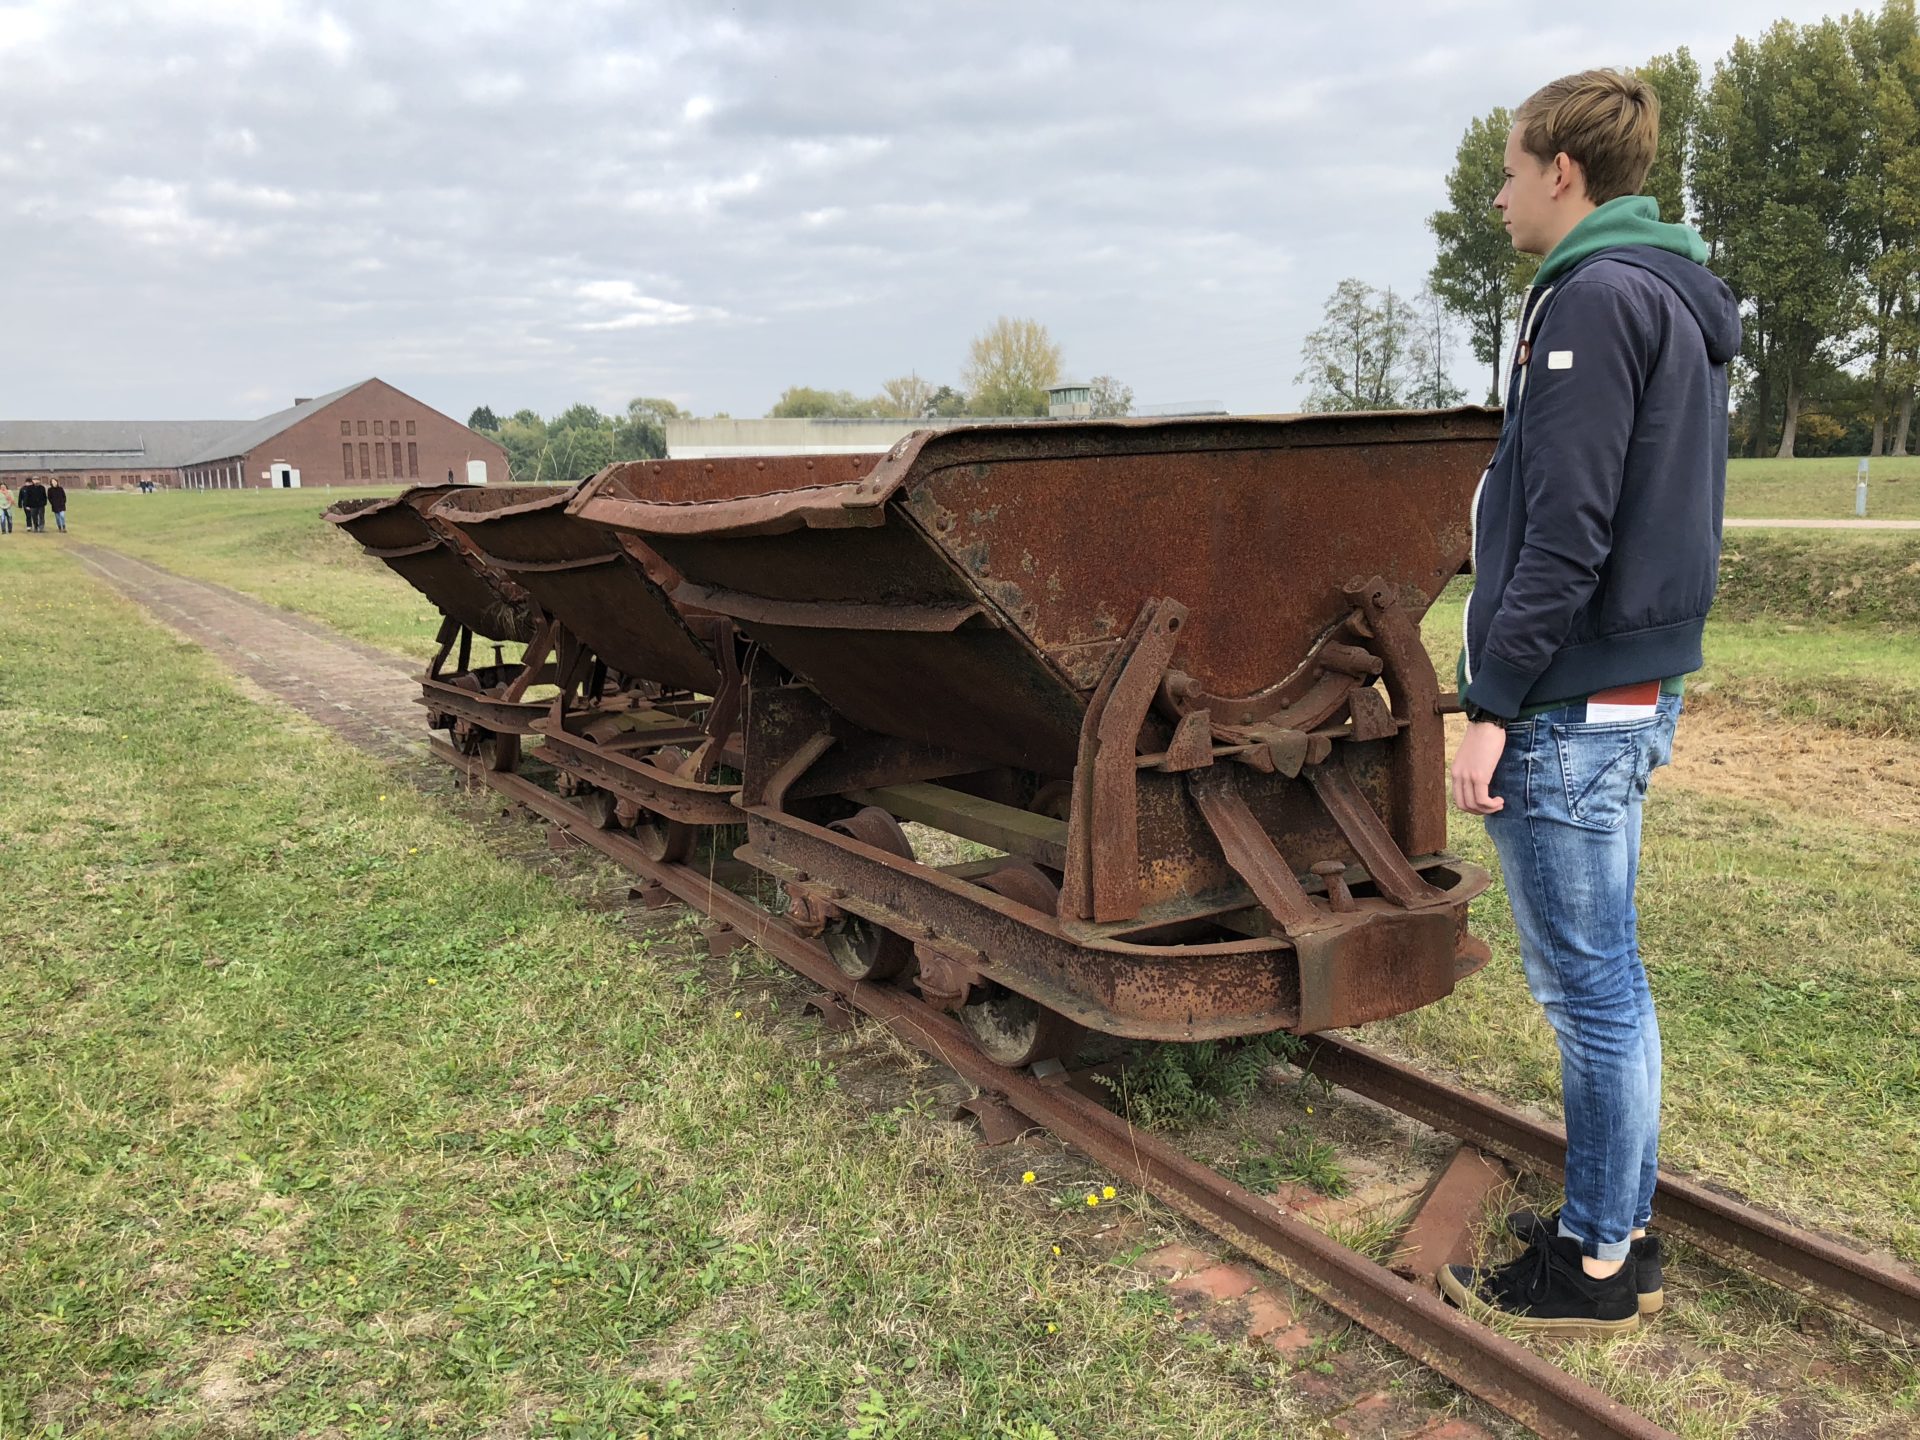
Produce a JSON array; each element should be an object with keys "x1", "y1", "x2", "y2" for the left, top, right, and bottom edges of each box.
[
  {"x1": 1306, "y1": 0, "x2": 1920, "y2": 458},
  {"x1": 465, "y1": 398, "x2": 683, "y2": 483},
  {"x1": 471, "y1": 318, "x2": 1136, "y2": 481},
  {"x1": 767, "y1": 316, "x2": 1132, "y2": 421}
]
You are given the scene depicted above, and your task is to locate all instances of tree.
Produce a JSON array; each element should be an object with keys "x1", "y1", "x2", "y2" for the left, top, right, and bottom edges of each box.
[
  {"x1": 1087, "y1": 375, "x2": 1134, "y2": 417},
  {"x1": 1296, "y1": 280, "x2": 1417, "y2": 412},
  {"x1": 1698, "y1": 20, "x2": 1869, "y2": 456},
  {"x1": 467, "y1": 404, "x2": 500, "y2": 432},
  {"x1": 961, "y1": 317, "x2": 1062, "y2": 416},
  {"x1": 613, "y1": 396, "x2": 682, "y2": 461},
  {"x1": 1429, "y1": 109, "x2": 1540, "y2": 404},
  {"x1": 1848, "y1": 1, "x2": 1920, "y2": 454},
  {"x1": 926, "y1": 385, "x2": 969, "y2": 417},
  {"x1": 767, "y1": 386, "x2": 884, "y2": 419},
  {"x1": 1406, "y1": 287, "x2": 1468, "y2": 409},
  {"x1": 543, "y1": 403, "x2": 614, "y2": 480},
  {"x1": 879, "y1": 373, "x2": 936, "y2": 418},
  {"x1": 1637, "y1": 49, "x2": 1702, "y2": 224},
  {"x1": 496, "y1": 412, "x2": 547, "y2": 481}
]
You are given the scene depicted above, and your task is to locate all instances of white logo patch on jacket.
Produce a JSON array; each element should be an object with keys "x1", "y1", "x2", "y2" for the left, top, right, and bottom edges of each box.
[{"x1": 1547, "y1": 350, "x2": 1574, "y2": 370}]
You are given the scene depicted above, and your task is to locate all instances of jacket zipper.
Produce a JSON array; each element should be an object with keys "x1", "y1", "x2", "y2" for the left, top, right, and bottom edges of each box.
[{"x1": 1463, "y1": 284, "x2": 1554, "y2": 686}]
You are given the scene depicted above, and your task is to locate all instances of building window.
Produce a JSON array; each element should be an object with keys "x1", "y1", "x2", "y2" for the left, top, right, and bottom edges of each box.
[
  {"x1": 406, "y1": 420, "x2": 416, "y2": 436},
  {"x1": 374, "y1": 420, "x2": 384, "y2": 436},
  {"x1": 407, "y1": 442, "x2": 418, "y2": 477},
  {"x1": 359, "y1": 442, "x2": 371, "y2": 475},
  {"x1": 375, "y1": 443, "x2": 388, "y2": 479},
  {"x1": 357, "y1": 420, "x2": 367, "y2": 436},
  {"x1": 343, "y1": 443, "x2": 355, "y2": 480},
  {"x1": 390, "y1": 441, "x2": 402, "y2": 477},
  {"x1": 341, "y1": 420, "x2": 351, "y2": 435}
]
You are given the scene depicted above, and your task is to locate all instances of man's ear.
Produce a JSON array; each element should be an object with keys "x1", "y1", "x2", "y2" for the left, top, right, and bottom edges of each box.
[{"x1": 1550, "y1": 151, "x2": 1585, "y2": 201}]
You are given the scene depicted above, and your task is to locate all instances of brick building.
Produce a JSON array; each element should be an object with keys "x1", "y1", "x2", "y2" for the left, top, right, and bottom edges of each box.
[{"x1": 0, "y1": 378, "x2": 506, "y2": 491}]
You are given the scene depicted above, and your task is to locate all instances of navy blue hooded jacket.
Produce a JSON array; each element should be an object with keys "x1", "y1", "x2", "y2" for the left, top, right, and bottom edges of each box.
[{"x1": 1461, "y1": 243, "x2": 1743, "y2": 719}]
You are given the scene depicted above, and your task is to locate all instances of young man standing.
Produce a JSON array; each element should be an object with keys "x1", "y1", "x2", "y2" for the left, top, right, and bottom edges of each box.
[
  {"x1": 47, "y1": 479, "x2": 68, "y2": 533},
  {"x1": 1439, "y1": 70, "x2": 1740, "y2": 1337},
  {"x1": 18, "y1": 477, "x2": 46, "y2": 534}
]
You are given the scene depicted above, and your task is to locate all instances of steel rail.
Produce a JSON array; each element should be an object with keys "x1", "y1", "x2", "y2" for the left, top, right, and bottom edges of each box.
[
  {"x1": 1302, "y1": 1036, "x2": 1920, "y2": 1341},
  {"x1": 435, "y1": 741, "x2": 1672, "y2": 1440}
]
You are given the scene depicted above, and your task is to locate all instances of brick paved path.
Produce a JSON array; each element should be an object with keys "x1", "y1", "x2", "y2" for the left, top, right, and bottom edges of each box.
[{"x1": 71, "y1": 544, "x2": 428, "y2": 760}]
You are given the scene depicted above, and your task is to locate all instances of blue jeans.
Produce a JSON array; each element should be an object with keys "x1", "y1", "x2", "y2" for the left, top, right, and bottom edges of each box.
[
  {"x1": 1483, "y1": 692, "x2": 1681, "y2": 1262},
  {"x1": 53, "y1": 510, "x2": 65, "y2": 532}
]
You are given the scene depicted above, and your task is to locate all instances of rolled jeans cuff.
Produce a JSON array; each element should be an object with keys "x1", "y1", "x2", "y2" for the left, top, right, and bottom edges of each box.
[{"x1": 1560, "y1": 1219, "x2": 1632, "y2": 1264}]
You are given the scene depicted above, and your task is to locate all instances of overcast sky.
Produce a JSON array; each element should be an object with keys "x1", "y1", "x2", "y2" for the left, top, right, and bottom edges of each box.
[{"x1": 0, "y1": 0, "x2": 1843, "y2": 423}]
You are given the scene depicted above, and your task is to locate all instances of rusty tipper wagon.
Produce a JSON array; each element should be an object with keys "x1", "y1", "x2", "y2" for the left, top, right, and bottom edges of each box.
[
  {"x1": 325, "y1": 483, "x2": 569, "y2": 770},
  {"x1": 569, "y1": 410, "x2": 1501, "y2": 1066}
]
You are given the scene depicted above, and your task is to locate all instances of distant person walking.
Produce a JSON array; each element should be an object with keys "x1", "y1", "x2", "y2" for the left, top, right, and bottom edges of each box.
[
  {"x1": 18, "y1": 478, "x2": 46, "y2": 533},
  {"x1": 0, "y1": 483, "x2": 13, "y2": 534},
  {"x1": 48, "y1": 480, "x2": 68, "y2": 533}
]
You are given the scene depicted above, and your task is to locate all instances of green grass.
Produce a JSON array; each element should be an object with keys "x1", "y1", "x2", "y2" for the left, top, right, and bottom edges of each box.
[
  {"x1": 1725, "y1": 455, "x2": 1920, "y2": 520},
  {"x1": 56, "y1": 487, "x2": 442, "y2": 655},
  {"x1": 0, "y1": 543, "x2": 1314, "y2": 1438}
]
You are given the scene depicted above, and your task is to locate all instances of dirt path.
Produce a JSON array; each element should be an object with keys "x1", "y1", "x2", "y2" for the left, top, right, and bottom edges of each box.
[
  {"x1": 70, "y1": 544, "x2": 427, "y2": 760},
  {"x1": 1725, "y1": 517, "x2": 1920, "y2": 529}
]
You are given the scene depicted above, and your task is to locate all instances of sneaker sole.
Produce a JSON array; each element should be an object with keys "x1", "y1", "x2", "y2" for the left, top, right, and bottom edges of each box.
[
  {"x1": 1436, "y1": 1266, "x2": 1641, "y2": 1340},
  {"x1": 1639, "y1": 1287, "x2": 1663, "y2": 1316}
]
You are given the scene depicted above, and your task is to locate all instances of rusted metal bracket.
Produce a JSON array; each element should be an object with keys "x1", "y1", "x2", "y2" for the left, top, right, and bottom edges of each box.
[
  {"x1": 1348, "y1": 576, "x2": 1449, "y2": 857},
  {"x1": 1187, "y1": 768, "x2": 1334, "y2": 937},
  {"x1": 1063, "y1": 598, "x2": 1189, "y2": 922},
  {"x1": 752, "y1": 731, "x2": 837, "y2": 812},
  {"x1": 1305, "y1": 758, "x2": 1450, "y2": 909},
  {"x1": 499, "y1": 615, "x2": 559, "y2": 703}
]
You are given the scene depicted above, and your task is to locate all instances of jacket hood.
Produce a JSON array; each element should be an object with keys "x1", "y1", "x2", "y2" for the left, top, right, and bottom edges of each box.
[
  {"x1": 1536, "y1": 196, "x2": 1740, "y2": 364},
  {"x1": 1582, "y1": 246, "x2": 1744, "y2": 365}
]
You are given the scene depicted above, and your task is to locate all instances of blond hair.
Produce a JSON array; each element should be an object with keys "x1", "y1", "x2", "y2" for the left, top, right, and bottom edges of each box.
[{"x1": 1514, "y1": 69, "x2": 1660, "y2": 204}]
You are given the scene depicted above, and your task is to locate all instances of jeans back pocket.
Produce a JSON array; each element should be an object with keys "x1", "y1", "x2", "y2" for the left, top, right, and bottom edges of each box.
[{"x1": 1551, "y1": 718, "x2": 1663, "y2": 831}]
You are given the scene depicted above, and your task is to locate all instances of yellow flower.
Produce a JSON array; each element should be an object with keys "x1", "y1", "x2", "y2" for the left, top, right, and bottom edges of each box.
[
  {"x1": 1101, "y1": 1186, "x2": 1116, "y2": 1200},
  {"x1": 1046, "y1": 1322, "x2": 1058, "y2": 1333},
  {"x1": 1021, "y1": 1171, "x2": 1036, "y2": 1184},
  {"x1": 408, "y1": 847, "x2": 418, "y2": 855},
  {"x1": 1051, "y1": 1245, "x2": 1061, "y2": 1256},
  {"x1": 427, "y1": 977, "x2": 439, "y2": 986},
  {"x1": 1085, "y1": 1194, "x2": 1099, "y2": 1207},
  {"x1": 733, "y1": 1009, "x2": 743, "y2": 1019},
  {"x1": 1306, "y1": 1106, "x2": 1314, "y2": 1115},
  {"x1": 379, "y1": 794, "x2": 388, "y2": 801}
]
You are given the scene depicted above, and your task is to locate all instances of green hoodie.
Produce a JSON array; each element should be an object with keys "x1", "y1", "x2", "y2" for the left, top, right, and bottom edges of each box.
[{"x1": 1534, "y1": 195, "x2": 1707, "y2": 287}]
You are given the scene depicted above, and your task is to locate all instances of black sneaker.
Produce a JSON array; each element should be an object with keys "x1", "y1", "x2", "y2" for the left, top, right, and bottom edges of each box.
[
  {"x1": 1437, "y1": 1230, "x2": 1640, "y2": 1339},
  {"x1": 1508, "y1": 1207, "x2": 1664, "y2": 1315}
]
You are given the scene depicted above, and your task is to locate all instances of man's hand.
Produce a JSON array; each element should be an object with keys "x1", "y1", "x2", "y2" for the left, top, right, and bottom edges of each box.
[{"x1": 1451, "y1": 720, "x2": 1508, "y2": 815}]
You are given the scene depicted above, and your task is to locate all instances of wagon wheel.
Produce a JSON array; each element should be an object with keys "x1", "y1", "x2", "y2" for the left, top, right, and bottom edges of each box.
[
  {"x1": 820, "y1": 807, "x2": 915, "y2": 982},
  {"x1": 477, "y1": 730, "x2": 520, "y2": 773},
  {"x1": 959, "y1": 861, "x2": 1083, "y2": 1068},
  {"x1": 630, "y1": 746, "x2": 695, "y2": 863},
  {"x1": 579, "y1": 787, "x2": 620, "y2": 830}
]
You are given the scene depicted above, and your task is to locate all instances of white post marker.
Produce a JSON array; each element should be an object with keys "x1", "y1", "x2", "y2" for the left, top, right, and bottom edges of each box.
[{"x1": 1856, "y1": 457, "x2": 1869, "y2": 517}]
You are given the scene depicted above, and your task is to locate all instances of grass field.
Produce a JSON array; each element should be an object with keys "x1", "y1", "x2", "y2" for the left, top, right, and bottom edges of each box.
[
  {"x1": 9, "y1": 489, "x2": 1918, "y2": 1435},
  {"x1": 1722, "y1": 455, "x2": 1920, "y2": 520},
  {"x1": 0, "y1": 541, "x2": 1316, "y2": 1438}
]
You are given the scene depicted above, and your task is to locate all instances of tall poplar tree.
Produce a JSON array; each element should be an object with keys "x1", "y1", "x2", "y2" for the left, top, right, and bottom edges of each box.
[
  {"x1": 1428, "y1": 109, "x2": 1539, "y2": 404},
  {"x1": 1698, "y1": 20, "x2": 1868, "y2": 456}
]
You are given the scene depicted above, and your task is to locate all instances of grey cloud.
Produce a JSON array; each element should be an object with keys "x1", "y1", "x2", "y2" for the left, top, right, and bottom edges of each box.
[{"x1": 0, "y1": 0, "x2": 1850, "y2": 421}]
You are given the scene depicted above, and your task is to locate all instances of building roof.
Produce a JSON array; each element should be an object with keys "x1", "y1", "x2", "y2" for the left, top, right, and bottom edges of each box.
[
  {"x1": 0, "y1": 419, "x2": 248, "y2": 471},
  {"x1": 179, "y1": 379, "x2": 371, "y2": 465}
]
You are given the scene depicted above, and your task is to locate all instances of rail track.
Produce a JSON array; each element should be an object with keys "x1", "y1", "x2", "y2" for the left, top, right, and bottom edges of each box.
[{"x1": 431, "y1": 737, "x2": 1920, "y2": 1440}]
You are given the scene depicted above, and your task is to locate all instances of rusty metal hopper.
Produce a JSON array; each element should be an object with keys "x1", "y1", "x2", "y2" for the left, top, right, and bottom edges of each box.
[
  {"x1": 325, "y1": 484, "x2": 562, "y2": 642},
  {"x1": 427, "y1": 482, "x2": 724, "y2": 696},
  {"x1": 571, "y1": 411, "x2": 1500, "y2": 773}
]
